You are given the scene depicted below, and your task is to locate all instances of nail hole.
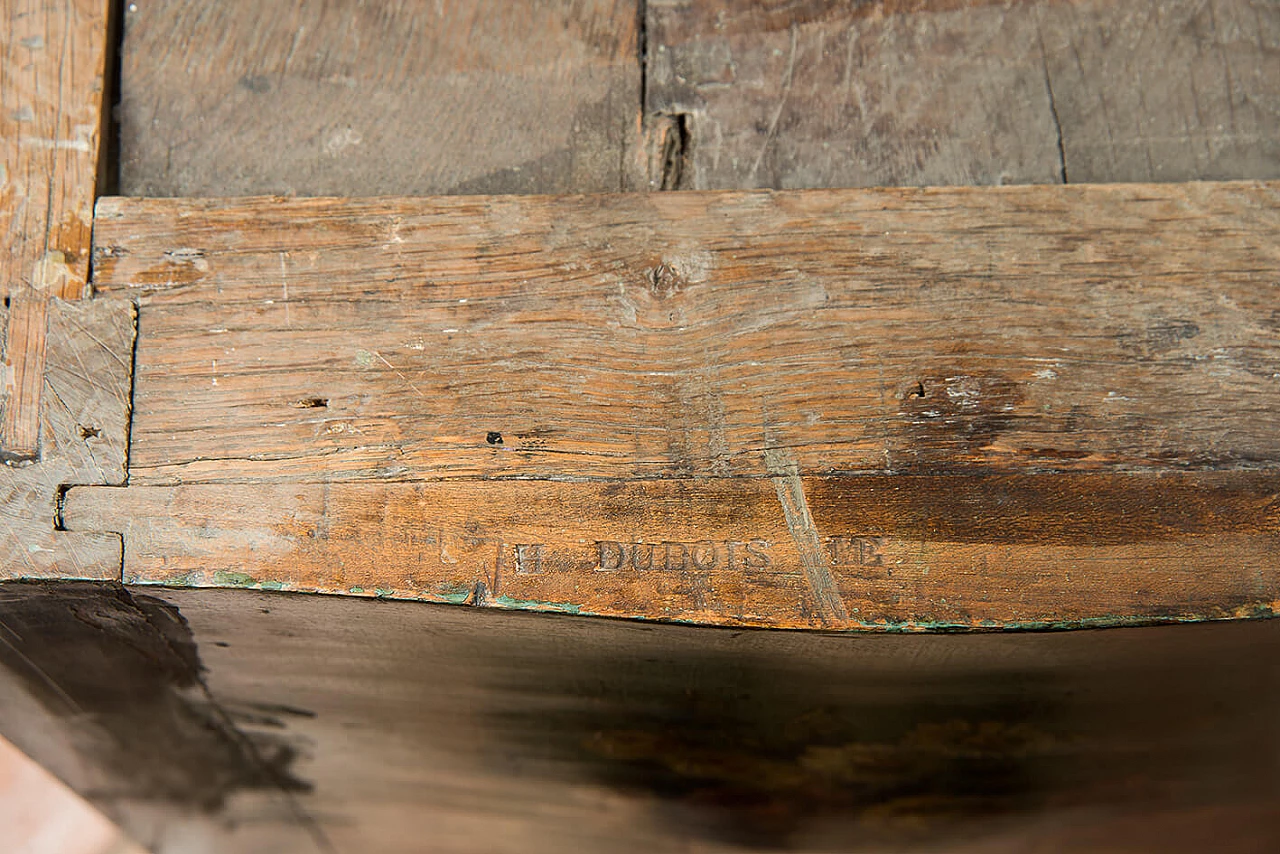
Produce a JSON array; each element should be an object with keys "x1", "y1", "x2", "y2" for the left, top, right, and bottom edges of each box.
[
  {"x1": 486, "y1": 431, "x2": 503, "y2": 445},
  {"x1": 291, "y1": 397, "x2": 328, "y2": 409},
  {"x1": 3, "y1": 297, "x2": 9, "y2": 309},
  {"x1": 78, "y1": 425, "x2": 100, "y2": 439}
]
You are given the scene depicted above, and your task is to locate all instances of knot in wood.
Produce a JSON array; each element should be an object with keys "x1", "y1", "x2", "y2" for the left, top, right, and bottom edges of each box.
[{"x1": 647, "y1": 263, "x2": 683, "y2": 299}]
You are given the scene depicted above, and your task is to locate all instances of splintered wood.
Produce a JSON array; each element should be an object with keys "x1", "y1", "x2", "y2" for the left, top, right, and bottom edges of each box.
[{"x1": 66, "y1": 181, "x2": 1280, "y2": 629}]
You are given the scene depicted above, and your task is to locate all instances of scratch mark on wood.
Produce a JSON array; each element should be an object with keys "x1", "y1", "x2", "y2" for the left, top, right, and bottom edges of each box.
[
  {"x1": 748, "y1": 23, "x2": 798, "y2": 186},
  {"x1": 764, "y1": 446, "x2": 848, "y2": 626}
]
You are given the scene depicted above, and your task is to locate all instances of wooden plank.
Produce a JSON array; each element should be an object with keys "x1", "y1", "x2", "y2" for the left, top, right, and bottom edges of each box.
[
  {"x1": 1, "y1": 0, "x2": 110, "y2": 461},
  {"x1": 0, "y1": 0, "x2": 106, "y2": 296},
  {"x1": 645, "y1": 0, "x2": 1280, "y2": 189},
  {"x1": 0, "y1": 297, "x2": 133, "y2": 582},
  {"x1": 1039, "y1": 0, "x2": 1280, "y2": 183},
  {"x1": 118, "y1": 0, "x2": 645, "y2": 197},
  {"x1": 76, "y1": 181, "x2": 1280, "y2": 628},
  {"x1": 64, "y1": 473, "x2": 1280, "y2": 629},
  {"x1": 1, "y1": 295, "x2": 48, "y2": 460},
  {"x1": 91, "y1": 183, "x2": 1280, "y2": 485},
  {"x1": 5, "y1": 583, "x2": 1280, "y2": 852}
]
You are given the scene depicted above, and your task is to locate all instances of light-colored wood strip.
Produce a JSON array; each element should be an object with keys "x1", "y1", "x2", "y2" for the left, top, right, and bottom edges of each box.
[
  {"x1": 90, "y1": 183, "x2": 1280, "y2": 485},
  {"x1": 1, "y1": 295, "x2": 47, "y2": 460},
  {"x1": 2, "y1": 0, "x2": 111, "y2": 464},
  {"x1": 1, "y1": 0, "x2": 107, "y2": 297},
  {"x1": 63, "y1": 473, "x2": 1280, "y2": 629}
]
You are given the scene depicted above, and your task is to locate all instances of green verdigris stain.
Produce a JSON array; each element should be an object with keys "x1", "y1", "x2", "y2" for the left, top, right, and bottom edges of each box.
[
  {"x1": 210, "y1": 571, "x2": 287, "y2": 592},
  {"x1": 212, "y1": 570, "x2": 257, "y2": 588},
  {"x1": 431, "y1": 584, "x2": 473, "y2": 605},
  {"x1": 349, "y1": 586, "x2": 365, "y2": 594},
  {"x1": 354, "y1": 349, "x2": 376, "y2": 369},
  {"x1": 492, "y1": 595, "x2": 582, "y2": 615}
]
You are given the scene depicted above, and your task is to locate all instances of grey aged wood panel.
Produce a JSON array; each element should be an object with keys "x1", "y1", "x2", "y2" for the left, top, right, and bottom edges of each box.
[
  {"x1": 645, "y1": 0, "x2": 1280, "y2": 189},
  {"x1": 118, "y1": 0, "x2": 645, "y2": 196}
]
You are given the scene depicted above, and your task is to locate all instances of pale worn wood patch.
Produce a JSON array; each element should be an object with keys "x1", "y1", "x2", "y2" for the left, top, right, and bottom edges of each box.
[
  {"x1": 645, "y1": 0, "x2": 1280, "y2": 189},
  {"x1": 0, "y1": 297, "x2": 133, "y2": 581},
  {"x1": 118, "y1": 0, "x2": 645, "y2": 197}
]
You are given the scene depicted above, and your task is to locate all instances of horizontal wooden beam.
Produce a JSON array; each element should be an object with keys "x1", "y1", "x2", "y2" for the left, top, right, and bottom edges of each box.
[
  {"x1": 72, "y1": 181, "x2": 1280, "y2": 628},
  {"x1": 92, "y1": 183, "x2": 1280, "y2": 484},
  {"x1": 64, "y1": 472, "x2": 1280, "y2": 629}
]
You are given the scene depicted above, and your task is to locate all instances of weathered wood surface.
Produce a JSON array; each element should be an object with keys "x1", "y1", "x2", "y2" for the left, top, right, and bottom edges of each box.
[
  {"x1": 64, "y1": 474, "x2": 1280, "y2": 629},
  {"x1": 73, "y1": 181, "x2": 1280, "y2": 628},
  {"x1": 120, "y1": 0, "x2": 1280, "y2": 197},
  {"x1": 646, "y1": 0, "x2": 1280, "y2": 189},
  {"x1": 92, "y1": 183, "x2": 1280, "y2": 484},
  {"x1": 4, "y1": 583, "x2": 1280, "y2": 853},
  {"x1": 0, "y1": 0, "x2": 106, "y2": 296},
  {"x1": 1, "y1": 0, "x2": 109, "y2": 461},
  {"x1": 0, "y1": 298, "x2": 133, "y2": 581},
  {"x1": 117, "y1": 0, "x2": 645, "y2": 197}
]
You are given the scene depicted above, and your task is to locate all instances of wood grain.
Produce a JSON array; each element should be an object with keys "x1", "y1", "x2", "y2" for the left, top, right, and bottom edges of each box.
[
  {"x1": 646, "y1": 0, "x2": 1280, "y2": 189},
  {"x1": 1, "y1": 0, "x2": 110, "y2": 461},
  {"x1": 78, "y1": 181, "x2": 1280, "y2": 628},
  {"x1": 0, "y1": 0, "x2": 106, "y2": 296},
  {"x1": 64, "y1": 472, "x2": 1280, "y2": 629},
  {"x1": 92, "y1": 183, "x2": 1280, "y2": 485},
  {"x1": 118, "y1": 0, "x2": 645, "y2": 197},
  {"x1": 7, "y1": 583, "x2": 1280, "y2": 853},
  {"x1": 0, "y1": 297, "x2": 133, "y2": 582},
  {"x1": 2, "y1": 295, "x2": 49, "y2": 461}
]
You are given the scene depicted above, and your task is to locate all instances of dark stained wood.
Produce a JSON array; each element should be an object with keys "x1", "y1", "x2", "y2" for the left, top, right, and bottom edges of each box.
[
  {"x1": 4, "y1": 583, "x2": 1280, "y2": 852},
  {"x1": 646, "y1": 0, "x2": 1280, "y2": 189},
  {"x1": 117, "y1": 0, "x2": 646, "y2": 197},
  {"x1": 73, "y1": 182, "x2": 1280, "y2": 628}
]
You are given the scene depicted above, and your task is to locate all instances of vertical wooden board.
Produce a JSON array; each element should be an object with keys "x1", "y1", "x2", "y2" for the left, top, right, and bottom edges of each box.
[
  {"x1": 1041, "y1": 0, "x2": 1280, "y2": 183},
  {"x1": 118, "y1": 0, "x2": 644, "y2": 197},
  {"x1": 645, "y1": 0, "x2": 1280, "y2": 190},
  {"x1": 0, "y1": 0, "x2": 107, "y2": 297},
  {"x1": 1, "y1": 295, "x2": 49, "y2": 459}
]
